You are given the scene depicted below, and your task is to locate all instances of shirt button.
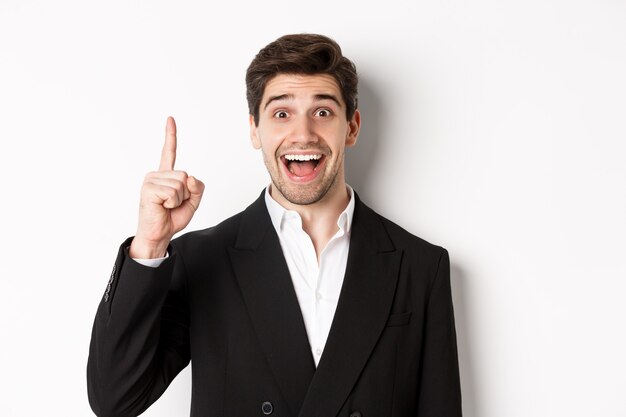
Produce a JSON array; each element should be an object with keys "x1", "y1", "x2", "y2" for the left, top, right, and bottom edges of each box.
[
  {"x1": 315, "y1": 348, "x2": 322, "y2": 356},
  {"x1": 315, "y1": 292, "x2": 322, "y2": 301}
]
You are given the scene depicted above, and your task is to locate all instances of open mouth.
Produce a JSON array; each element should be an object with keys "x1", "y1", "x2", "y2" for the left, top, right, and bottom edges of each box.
[{"x1": 281, "y1": 153, "x2": 325, "y2": 179}]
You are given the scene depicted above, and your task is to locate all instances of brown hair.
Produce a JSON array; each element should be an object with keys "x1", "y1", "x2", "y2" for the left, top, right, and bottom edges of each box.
[{"x1": 246, "y1": 33, "x2": 359, "y2": 126}]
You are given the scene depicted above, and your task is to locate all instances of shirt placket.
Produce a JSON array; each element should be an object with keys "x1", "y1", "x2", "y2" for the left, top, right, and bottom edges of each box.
[{"x1": 311, "y1": 226, "x2": 346, "y2": 362}]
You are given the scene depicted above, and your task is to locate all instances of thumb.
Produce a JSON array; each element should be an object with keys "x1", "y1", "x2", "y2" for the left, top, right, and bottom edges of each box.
[
  {"x1": 171, "y1": 176, "x2": 205, "y2": 233},
  {"x1": 186, "y1": 176, "x2": 205, "y2": 211}
]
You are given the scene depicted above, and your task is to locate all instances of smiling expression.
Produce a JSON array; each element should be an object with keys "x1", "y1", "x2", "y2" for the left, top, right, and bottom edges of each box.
[{"x1": 250, "y1": 73, "x2": 360, "y2": 206}]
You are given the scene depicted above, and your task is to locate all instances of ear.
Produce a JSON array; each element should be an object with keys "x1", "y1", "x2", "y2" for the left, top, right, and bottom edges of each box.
[
  {"x1": 249, "y1": 115, "x2": 261, "y2": 149},
  {"x1": 345, "y1": 109, "x2": 361, "y2": 147}
]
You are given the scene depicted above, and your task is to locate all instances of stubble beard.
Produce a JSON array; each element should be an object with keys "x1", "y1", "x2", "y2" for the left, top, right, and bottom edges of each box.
[{"x1": 264, "y1": 148, "x2": 343, "y2": 206}]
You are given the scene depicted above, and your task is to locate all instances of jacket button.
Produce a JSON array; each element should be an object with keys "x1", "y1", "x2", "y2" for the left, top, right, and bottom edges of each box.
[
  {"x1": 261, "y1": 401, "x2": 273, "y2": 415},
  {"x1": 350, "y1": 412, "x2": 362, "y2": 417}
]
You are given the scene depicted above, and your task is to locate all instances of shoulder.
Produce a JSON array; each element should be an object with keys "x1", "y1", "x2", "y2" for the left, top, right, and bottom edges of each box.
[
  {"x1": 170, "y1": 190, "x2": 268, "y2": 255},
  {"x1": 383, "y1": 215, "x2": 446, "y2": 257},
  {"x1": 172, "y1": 210, "x2": 244, "y2": 253},
  {"x1": 357, "y1": 200, "x2": 450, "y2": 292},
  {"x1": 356, "y1": 198, "x2": 447, "y2": 262}
]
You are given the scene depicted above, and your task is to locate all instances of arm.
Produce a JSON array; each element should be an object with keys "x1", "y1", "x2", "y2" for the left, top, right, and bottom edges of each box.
[
  {"x1": 416, "y1": 249, "x2": 463, "y2": 416},
  {"x1": 87, "y1": 238, "x2": 189, "y2": 417},
  {"x1": 87, "y1": 117, "x2": 204, "y2": 416}
]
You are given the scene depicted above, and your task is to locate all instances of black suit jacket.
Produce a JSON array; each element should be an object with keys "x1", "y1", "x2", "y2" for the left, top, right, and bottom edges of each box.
[{"x1": 87, "y1": 192, "x2": 462, "y2": 417}]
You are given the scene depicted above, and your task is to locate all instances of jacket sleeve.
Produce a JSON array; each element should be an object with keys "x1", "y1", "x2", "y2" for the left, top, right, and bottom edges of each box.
[
  {"x1": 87, "y1": 237, "x2": 190, "y2": 417},
  {"x1": 416, "y1": 249, "x2": 463, "y2": 416}
]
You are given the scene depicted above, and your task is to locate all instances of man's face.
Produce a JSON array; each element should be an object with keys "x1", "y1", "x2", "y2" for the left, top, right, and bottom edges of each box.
[{"x1": 250, "y1": 73, "x2": 360, "y2": 206}]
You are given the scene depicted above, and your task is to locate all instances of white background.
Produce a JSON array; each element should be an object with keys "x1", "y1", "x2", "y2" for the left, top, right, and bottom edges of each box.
[{"x1": 1, "y1": 1, "x2": 625, "y2": 416}]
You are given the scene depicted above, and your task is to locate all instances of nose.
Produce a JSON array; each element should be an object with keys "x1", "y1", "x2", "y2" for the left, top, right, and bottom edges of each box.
[{"x1": 288, "y1": 115, "x2": 318, "y2": 146}]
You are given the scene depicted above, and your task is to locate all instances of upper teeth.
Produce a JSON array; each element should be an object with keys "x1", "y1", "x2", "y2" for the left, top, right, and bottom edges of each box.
[{"x1": 284, "y1": 154, "x2": 322, "y2": 161}]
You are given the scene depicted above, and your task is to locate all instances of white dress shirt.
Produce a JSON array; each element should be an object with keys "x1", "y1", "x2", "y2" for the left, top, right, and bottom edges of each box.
[
  {"x1": 133, "y1": 185, "x2": 355, "y2": 367},
  {"x1": 264, "y1": 185, "x2": 354, "y2": 366}
]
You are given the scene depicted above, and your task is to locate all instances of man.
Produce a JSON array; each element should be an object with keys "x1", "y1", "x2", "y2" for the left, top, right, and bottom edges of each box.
[{"x1": 87, "y1": 34, "x2": 462, "y2": 417}]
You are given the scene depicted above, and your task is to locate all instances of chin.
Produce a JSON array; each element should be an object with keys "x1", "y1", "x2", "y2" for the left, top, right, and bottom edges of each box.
[
  {"x1": 274, "y1": 173, "x2": 339, "y2": 206},
  {"x1": 273, "y1": 184, "x2": 322, "y2": 205}
]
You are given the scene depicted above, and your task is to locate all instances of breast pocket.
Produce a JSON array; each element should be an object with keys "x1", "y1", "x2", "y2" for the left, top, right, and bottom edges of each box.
[{"x1": 385, "y1": 311, "x2": 412, "y2": 327}]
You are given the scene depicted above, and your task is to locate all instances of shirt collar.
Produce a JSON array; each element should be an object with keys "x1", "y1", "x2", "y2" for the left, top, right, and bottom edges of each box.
[{"x1": 264, "y1": 184, "x2": 355, "y2": 234}]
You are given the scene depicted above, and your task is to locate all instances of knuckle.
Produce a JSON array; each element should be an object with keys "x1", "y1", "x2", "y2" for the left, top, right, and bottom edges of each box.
[
  {"x1": 165, "y1": 187, "x2": 178, "y2": 199},
  {"x1": 173, "y1": 170, "x2": 188, "y2": 181},
  {"x1": 141, "y1": 182, "x2": 156, "y2": 195}
]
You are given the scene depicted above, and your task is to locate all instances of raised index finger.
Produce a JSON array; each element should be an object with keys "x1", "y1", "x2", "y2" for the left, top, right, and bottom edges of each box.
[{"x1": 159, "y1": 116, "x2": 177, "y2": 171}]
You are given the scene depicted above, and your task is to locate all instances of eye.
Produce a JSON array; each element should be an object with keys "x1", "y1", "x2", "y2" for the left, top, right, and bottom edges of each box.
[
  {"x1": 273, "y1": 110, "x2": 289, "y2": 119},
  {"x1": 316, "y1": 109, "x2": 332, "y2": 117}
]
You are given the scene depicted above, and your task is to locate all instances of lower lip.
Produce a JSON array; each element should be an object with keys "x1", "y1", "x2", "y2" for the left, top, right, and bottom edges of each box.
[{"x1": 281, "y1": 156, "x2": 326, "y2": 183}]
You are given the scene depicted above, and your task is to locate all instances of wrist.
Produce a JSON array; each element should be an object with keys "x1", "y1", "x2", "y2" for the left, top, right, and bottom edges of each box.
[{"x1": 129, "y1": 236, "x2": 170, "y2": 259}]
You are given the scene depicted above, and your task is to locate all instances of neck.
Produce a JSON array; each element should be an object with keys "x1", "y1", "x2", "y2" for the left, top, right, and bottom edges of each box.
[{"x1": 270, "y1": 177, "x2": 351, "y2": 261}]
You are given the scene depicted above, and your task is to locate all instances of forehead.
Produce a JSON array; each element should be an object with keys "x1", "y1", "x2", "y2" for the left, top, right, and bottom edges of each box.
[{"x1": 262, "y1": 74, "x2": 344, "y2": 105}]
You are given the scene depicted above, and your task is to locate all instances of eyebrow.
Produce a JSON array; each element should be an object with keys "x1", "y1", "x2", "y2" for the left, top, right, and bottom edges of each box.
[{"x1": 263, "y1": 93, "x2": 343, "y2": 111}]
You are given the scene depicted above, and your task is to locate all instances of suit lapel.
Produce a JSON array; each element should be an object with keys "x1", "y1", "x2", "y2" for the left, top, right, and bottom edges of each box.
[
  {"x1": 228, "y1": 193, "x2": 315, "y2": 417},
  {"x1": 298, "y1": 196, "x2": 403, "y2": 417}
]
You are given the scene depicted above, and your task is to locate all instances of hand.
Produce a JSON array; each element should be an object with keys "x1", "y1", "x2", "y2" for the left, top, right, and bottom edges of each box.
[{"x1": 129, "y1": 117, "x2": 205, "y2": 259}]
